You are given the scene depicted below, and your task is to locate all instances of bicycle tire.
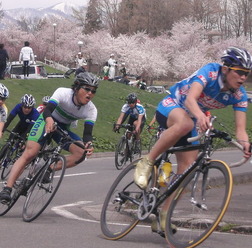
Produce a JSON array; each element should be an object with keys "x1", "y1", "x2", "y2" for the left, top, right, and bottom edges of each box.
[
  {"x1": 22, "y1": 154, "x2": 66, "y2": 222},
  {"x1": 0, "y1": 143, "x2": 11, "y2": 179},
  {"x1": 115, "y1": 136, "x2": 128, "y2": 170},
  {"x1": 165, "y1": 160, "x2": 233, "y2": 248},
  {"x1": 131, "y1": 139, "x2": 142, "y2": 160},
  {"x1": 1, "y1": 141, "x2": 22, "y2": 180},
  {"x1": 100, "y1": 159, "x2": 157, "y2": 240},
  {"x1": 0, "y1": 176, "x2": 27, "y2": 216}
]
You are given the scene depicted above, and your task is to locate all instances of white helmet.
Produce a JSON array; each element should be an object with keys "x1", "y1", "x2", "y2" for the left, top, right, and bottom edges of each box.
[
  {"x1": 21, "y1": 94, "x2": 36, "y2": 107},
  {"x1": 0, "y1": 83, "x2": 9, "y2": 99}
]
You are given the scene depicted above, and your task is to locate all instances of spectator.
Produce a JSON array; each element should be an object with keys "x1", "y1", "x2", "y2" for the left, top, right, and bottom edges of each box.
[
  {"x1": 102, "y1": 62, "x2": 109, "y2": 80},
  {"x1": 75, "y1": 61, "x2": 88, "y2": 76},
  {"x1": 19, "y1": 41, "x2": 35, "y2": 79},
  {"x1": 108, "y1": 54, "x2": 117, "y2": 81},
  {"x1": 0, "y1": 44, "x2": 9, "y2": 80},
  {"x1": 119, "y1": 62, "x2": 130, "y2": 85},
  {"x1": 75, "y1": 52, "x2": 87, "y2": 69}
]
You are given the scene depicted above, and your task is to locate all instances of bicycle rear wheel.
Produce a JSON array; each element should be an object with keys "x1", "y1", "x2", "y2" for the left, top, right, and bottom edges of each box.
[
  {"x1": 165, "y1": 160, "x2": 233, "y2": 248},
  {"x1": 115, "y1": 136, "x2": 128, "y2": 170},
  {"x1": 22, "y1": 155, "x2": 66, "y2": 222},
  {"x1": 100, "y1": 160, "x2": 157, "y2": 240}
]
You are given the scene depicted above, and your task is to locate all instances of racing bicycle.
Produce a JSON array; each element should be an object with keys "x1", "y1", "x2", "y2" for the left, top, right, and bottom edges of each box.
[
  {"x1": 101, "y1": 116, "x2": 248, "y2": 247},
  {"x1": 0, "y1": 130, "x2": 26, "y2": 180},
  {"x1": 0, "y1": 123, "x2": 86, "y2": 222},
  {"x1": 114, "y1": 124, "x2": 142, "y2": 170}
]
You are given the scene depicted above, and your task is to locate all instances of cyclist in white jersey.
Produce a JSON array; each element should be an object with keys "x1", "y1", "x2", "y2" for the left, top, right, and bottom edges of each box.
[
  {"x1": 0, "y1": 72, "x2": 99, "y2": 203},
  {"x1": 0, "y1": 83, "x2": 9, "y2": 138},
  {"x1": 133, "y1": 47, "x2": 252, "y2": 235}
]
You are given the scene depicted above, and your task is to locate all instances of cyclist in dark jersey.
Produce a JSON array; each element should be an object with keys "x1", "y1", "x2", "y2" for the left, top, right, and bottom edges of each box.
[{"x1": 3, "y1": 94, "x2": 39, "y2": 138}]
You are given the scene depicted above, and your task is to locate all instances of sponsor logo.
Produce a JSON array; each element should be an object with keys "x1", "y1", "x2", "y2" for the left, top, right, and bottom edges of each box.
[
  {"x1": 209, "y1": 71, "x2": 218, "y2": 80},
  {"x1": 29, "y1": 117, "x2": 44, "y2": 136},
  {"x1": 162, "y1": 97, "x2": 176, "y2": 107}
]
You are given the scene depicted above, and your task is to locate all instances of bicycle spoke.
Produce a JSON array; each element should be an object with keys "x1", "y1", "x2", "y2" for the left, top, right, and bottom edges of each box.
[
  {"x1": 22, "y1": 155, "x2": 66, "y2": 222},
  {"x1": 166, "y1": 161, "x2": 233, "y2": 248}
]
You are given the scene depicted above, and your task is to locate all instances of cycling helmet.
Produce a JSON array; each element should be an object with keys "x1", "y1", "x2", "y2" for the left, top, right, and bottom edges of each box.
[
  {"x1": 42, "y1": 95, "x2": 50, "y2": 104},
  {"x1": 126, "y1": 93, "x2": 137, "y2": 104},
  {"x1": 74, "y1": 72, "x2": 99, "y2": 89},
  {"x1": 0, "y1": 83, "x2": 9, "y2": 99},
  {"x1": 221, "y1": 47, "x2": 252, "y2": 69},
  {"x1": 21, "y1": 94, "x2": 36, "y2": 107}
]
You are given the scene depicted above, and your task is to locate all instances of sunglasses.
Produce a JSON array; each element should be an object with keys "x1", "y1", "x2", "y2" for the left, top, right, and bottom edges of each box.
[
  {"x1": 0, "y1": 97, "x2": 7, "y2": 101},
  {"x1": 22, "y1": 105, "x2": 32, "y2": 109},
  {"x1": 229, "y1": 67, "x2": 251, "y2": 77},
  {"x1": 81, "y1": 86, "x2": 96, "y2": 94}
]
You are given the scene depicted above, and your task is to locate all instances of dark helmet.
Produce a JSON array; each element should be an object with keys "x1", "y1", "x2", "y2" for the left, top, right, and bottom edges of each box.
[
  {"x1": 221, "y1": 47, "x2": 252, "y2": 69},
  {"x1": 126, "y1": 93, "x2": 137, "y2": 104},
  {"x1": 0, "y1": 83, "x2": 9, "y2": 99},
  {"x1": 21, "y1": 94, "x2": 36, "y2": 107},
  {"x1": 73, "y1": 72, "x2": 99, "y2": 89}
]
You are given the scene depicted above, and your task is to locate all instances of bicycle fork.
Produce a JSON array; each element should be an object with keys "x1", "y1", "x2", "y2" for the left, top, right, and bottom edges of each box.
[{"x1": 190, "y1": 168, "x2": 208, "y2": 211}]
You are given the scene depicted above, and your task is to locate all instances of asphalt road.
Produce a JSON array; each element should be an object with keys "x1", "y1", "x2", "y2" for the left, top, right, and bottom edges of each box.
[{"x1": 0, "y1": 151, "x2": 251, "y2": 248}]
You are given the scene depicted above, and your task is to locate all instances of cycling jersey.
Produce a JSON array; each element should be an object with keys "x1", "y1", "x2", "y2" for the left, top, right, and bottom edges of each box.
[
  {"x1": 28, "y1": 88, "x2": 97, "y2": 149},
  {"x1": 157, "y1": 63, "x2": 248, "y2": 117},
  {"x1": 121, "y1": 103, "x2": 146, "y2": 119},
  {"x1": 49, "y1": 88, "x2": 97, "y2": 125},
  {"x1": 5, "y1": 103, "x2": 39, "y2": 128}
]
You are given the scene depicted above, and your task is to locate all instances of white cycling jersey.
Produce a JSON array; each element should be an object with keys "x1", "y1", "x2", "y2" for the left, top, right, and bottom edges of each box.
[{"x1": 49, "y1": 88, "x2": 97, "y2": 125}]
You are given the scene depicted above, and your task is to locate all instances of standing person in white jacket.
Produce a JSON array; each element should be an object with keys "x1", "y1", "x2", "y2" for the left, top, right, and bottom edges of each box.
[
  {"x1": 108, "y1": 53, "x2": 117, "y2": 81},
  {"x1": 19, "y1": 41, "x2": 34, "y2": 79}
]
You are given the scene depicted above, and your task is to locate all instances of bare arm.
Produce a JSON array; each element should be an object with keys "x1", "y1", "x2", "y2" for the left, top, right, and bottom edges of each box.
[
  {"x1": 235, "y1": 110, "x2": 251, "y2": 158},
  {"x1": 184, "y1": 82, "x2": 210, "y2": 132}
]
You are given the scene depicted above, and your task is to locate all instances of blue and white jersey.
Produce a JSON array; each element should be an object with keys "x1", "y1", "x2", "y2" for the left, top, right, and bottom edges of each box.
[
  {"x1": 121, "y1": 103, "x2": 146, "y2": 119},
  {"x1": 158, "y1": 63, "x2": 248, "y2": 116}
]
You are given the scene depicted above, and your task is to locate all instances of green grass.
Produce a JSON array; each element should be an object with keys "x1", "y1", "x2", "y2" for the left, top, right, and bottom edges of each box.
[{"x1": 2, "y1": 77, "x2": 252, "y2": 152}]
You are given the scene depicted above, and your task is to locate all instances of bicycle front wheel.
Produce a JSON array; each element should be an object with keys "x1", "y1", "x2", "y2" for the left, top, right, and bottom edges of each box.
[
  {"x1": 115, "y1": 136, "x2": 128, "y2": 170},
  {"x1": 101, "y1": 160, "x2": 156, "y2": 240},
  {"x1": 0, "y1": 143, "x2": 13, "y2": 180},
  {"x1": 22, "y1": 155, "x2": 66, "y2": 222},
  {"x1": 166, "y1": 160, "x2": 233, "y2": 248}
]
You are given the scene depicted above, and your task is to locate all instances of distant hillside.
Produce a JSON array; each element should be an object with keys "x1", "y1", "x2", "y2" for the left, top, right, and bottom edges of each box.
[{"x1": 0, "y1": 1, "x2": 89, "y2": 29}]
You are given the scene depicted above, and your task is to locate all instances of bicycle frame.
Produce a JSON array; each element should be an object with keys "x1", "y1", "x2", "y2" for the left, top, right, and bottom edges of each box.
[{"x1": 137, "y1": 117, "x2": 247, "y2": 220}]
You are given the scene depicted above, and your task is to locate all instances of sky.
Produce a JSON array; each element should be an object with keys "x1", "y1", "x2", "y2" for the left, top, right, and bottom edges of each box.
[{"x1": 1, "y1": 0, "x2": 87, "y2": 10}]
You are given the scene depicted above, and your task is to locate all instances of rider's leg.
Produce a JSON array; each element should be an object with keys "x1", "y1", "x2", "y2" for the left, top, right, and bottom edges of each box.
[
  {"x1": 134, "y1": 108, "x2": 194, "y2": 189},
  {"x1": 5, "y1": 141, "x2": 41, "y2": 188}
]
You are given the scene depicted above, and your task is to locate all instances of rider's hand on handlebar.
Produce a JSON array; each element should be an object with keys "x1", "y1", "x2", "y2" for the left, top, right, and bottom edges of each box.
[
  {"x1": 45, "y1": 117, "x2": 56, "y2": 134},
  {"x1": 85, "y1": 142, "x2": 94, "y2": 157},
  {"x1": 196, "y1": 112, "x2": 212, "y2": 133},
  {"x1": 113, "y1": 124, "x2": 120, "y2": 133}
]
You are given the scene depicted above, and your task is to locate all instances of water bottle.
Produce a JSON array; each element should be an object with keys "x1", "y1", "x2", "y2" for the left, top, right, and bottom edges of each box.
[{"x1": 158, "y1": 160, "x2": 172, "y2": 187}]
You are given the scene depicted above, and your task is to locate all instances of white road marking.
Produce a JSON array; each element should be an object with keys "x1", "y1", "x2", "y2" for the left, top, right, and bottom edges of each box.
[
  {"x1": 63, "y1": 172, "x2": 96, "y2": 177},
  {"x1": 51, "y1": 201, "x2": 99, "y2": 223}
]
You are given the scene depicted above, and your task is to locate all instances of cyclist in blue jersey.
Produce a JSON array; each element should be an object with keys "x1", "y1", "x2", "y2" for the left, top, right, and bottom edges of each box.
[
  {"x1": 114, "y1": 93, "x2": 146, "y2": 140},
  {"x1": 3, "y1": 94, "x2": 39, "y2": 138},
  {"x1": 134, "y1": 47, "x2": 252, "y2": 234},
  {"x1": 0, "y1": 72, "x2": 99, "y2": 204}
]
